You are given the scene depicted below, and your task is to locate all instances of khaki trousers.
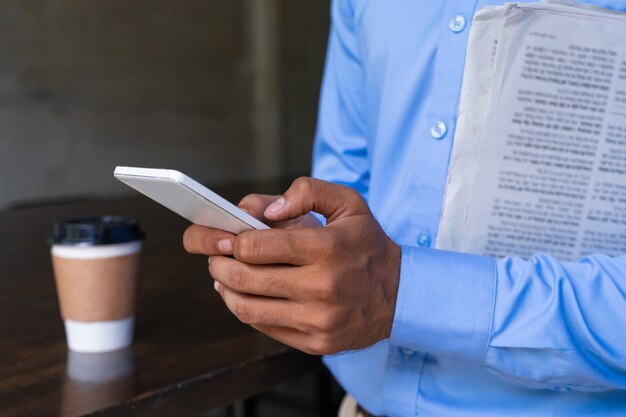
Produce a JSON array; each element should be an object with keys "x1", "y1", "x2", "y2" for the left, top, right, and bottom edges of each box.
[{"x1": 338, "y1": 395, "x2": 378, "y2": 417}]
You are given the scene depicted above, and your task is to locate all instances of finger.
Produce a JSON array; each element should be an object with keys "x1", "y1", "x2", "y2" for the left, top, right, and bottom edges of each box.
[
  {"x1": 239, "y1": 194, "x2": 317, "y2": 229},
  {"x1": 238, "y1": 194, "x2": 280, "y2": 221},
  {"x1": 233, "y1": 228, "x2": 330, "y2": 265},
  {"x1": 215, "y1": 281, "x2": 304, "y2": 331},
  {"x1": 210, "y1": 256, "x2": 313, "y2": 299},
  {"x1": 183, "y1": 224, "x2": 235, "y2": 255},
  {"x1": 264, "y1": 177, "x2": 370, "y2": 225}
]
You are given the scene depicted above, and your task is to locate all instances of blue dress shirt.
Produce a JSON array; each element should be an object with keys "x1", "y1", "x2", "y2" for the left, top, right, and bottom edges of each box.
[{"x1": 311, "y1": 1, "x2": 626, "y2": 416}]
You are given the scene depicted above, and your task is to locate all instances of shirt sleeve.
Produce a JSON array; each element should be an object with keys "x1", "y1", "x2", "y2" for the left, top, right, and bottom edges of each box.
[
  {"x1": 390, "y1": 246, "x2": 626, "y2": 391},
  {"x1": 311, "y1": 0, "x2": 370, "y2": 200}
]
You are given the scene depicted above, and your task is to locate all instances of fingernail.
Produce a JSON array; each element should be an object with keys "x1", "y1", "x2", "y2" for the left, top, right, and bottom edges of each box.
[
  {"x1": 208, "y1": 256, "x2": 212, "y2": 265},
  {"x1": 265, "y1": 197, "x2": 286, "y2": 214},
  {"x1": 213, "y1": 280, "x2": 220, "y2": 292},
  {"x1": 218, "y1": 238, "x2": 233, "y2": 254}
]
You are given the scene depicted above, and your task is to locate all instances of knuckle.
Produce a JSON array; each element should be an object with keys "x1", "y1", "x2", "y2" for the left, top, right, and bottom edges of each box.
[
  {"x1": 309, "y1": 335, "x2": 335, "y2": 356},
  {"x1": 349, "y1": 191, "x2": 367, "y2": 211},
  {"x1": 315, "y1": 278, "x2": 339, "y2": 304},
  {"x1": 327, "y1": 231, "x2": 341, "y2": 249},
  {"x1": 292, "y1": 176, "x2": 314, "y2": 197},
  {"x1": 341, "y1": 186, "x2": 368, "y2": 212},
  {"x1": 277, "y1": 232, "x2": 298, "y2": 252},
  {"x1": 320, "y1": 232, "x2": 338, "y2": 256},
  {"x1": 326, "y1": 286, "x2": 341, "y2": 304},
  {"x1": 317, "y1": 308, "x2": 340, "y2": 333},
  {"x1": 232, "y1": 300, "x2": 253, "y2": 324},
  {"x1": 255, "y1": 309, "x2": 271, "y2": 326},
  {"x1": 303, "y1": 344, "x2": 322, "y2": 356},
  {"x1": 259, "y1": 272, "x2": 280, "y2": 294},
  {"x1": 235, "y1": 232, "x2": 259, "y2": 261},
  {"x1": 228, "y1": 263, "x2": 248, "y2": 291},
  {"x1": 203, "y1": 232, "x2": 221, "y2": 254},
  {"x1": 346, "y1": 186, "x2": 362, "y2": 201}
]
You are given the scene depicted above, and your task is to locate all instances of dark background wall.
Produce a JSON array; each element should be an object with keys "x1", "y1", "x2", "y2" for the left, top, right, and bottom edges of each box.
[
  {"x1": 280, "y1": 0, "x2": 330, "y2": 177},
  {"x1": 0, "y1": 0, "x2": 330, "y2": 208}
]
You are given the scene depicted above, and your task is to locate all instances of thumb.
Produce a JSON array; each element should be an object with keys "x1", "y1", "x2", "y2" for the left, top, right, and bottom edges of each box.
[
  {"x1": 263, "y1": 177, "x2": 370, "y2": 224},
  {"x1": 238, "y1": 193, "x2": 280, "y2": 221}
]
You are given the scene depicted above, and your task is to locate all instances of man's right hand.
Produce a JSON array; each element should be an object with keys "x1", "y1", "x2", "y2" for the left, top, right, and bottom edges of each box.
[{"x1": 182, "y1": 193, "x2": 322, "y2": 256}]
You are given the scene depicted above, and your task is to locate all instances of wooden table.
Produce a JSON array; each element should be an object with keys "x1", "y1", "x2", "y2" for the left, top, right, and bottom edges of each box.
[{"x1": 0, "y1": 182, "x2": 322, "y2": 417}]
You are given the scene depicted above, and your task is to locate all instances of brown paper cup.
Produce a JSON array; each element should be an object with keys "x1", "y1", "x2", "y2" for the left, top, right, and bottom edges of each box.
[
  {"x1": 52, "y1": 242, "x2": 142, "y2": 353},
  {"x1": 51, "y1": 216, "x2": 144, "y2": 353},
  {"x1": 52, "y1": 248, "x2": 139, "y2": 322}
]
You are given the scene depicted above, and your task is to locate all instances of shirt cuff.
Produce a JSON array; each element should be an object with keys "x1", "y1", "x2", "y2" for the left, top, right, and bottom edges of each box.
[{"x1": 389, "y1": 246, "x2": 497, "y2": 363}]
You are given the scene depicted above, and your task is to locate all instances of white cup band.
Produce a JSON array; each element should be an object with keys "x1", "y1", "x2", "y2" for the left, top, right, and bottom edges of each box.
[
  {"x1": 51, "y1": 241, "x2": 142, "y2": 260},
  {"x1": 64, "y1": 317, "x2": 135, "y2": 353}
]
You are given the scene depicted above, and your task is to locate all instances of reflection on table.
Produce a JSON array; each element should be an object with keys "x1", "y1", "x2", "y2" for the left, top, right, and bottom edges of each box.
[{"x1": 62, "y1": 349, "x2": 137, "y2": 417}]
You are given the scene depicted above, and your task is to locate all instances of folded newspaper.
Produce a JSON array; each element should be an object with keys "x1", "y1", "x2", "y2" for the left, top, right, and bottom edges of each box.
[{"x1": 436, "y1": 1, "x2": 626, "y2": 261}]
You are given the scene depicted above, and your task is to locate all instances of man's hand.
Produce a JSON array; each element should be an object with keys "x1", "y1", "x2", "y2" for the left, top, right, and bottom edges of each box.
[
  {"x1": 184, "y1": 177, "x2": 401, "y2": 355},
  {"x1": 183, "y1": 193, "x2": 321, "y2": 256}
]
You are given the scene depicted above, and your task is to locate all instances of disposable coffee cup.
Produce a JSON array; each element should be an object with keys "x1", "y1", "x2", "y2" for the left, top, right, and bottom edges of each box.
[{"x1": 51, "y1": 216, "x2": 144, "y2": 353}]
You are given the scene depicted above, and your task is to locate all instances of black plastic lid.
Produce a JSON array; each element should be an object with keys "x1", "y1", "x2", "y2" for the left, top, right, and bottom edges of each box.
[{"x1": 51, "y1": 216, "x2": 144, "y2": 246}]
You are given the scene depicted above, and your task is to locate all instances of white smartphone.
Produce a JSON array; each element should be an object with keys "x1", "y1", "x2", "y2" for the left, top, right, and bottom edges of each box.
[{"x1": 114, "y1": 166, "x2": 270, "y2": 234}]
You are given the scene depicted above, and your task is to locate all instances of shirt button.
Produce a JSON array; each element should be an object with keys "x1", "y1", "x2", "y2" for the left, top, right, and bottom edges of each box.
[
  {"x1": 401, "y1": 348, "x2": 417, "y2": 358},
  {"x1": 449, "y1": 15, "x2": 466, "y2": 33},
  {"x1": 430, "y1": 121, "x2": 448, "y2": 140},
  {"x1": 417, "y1": 233, "x2": 432, "y2": 248}
]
